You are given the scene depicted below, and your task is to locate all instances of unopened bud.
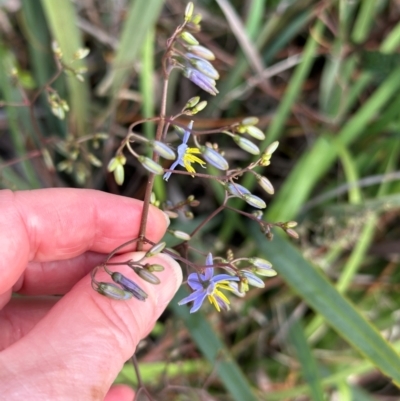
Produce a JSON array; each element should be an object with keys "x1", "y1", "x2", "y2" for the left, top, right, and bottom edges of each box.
[
  {"x1": 180, "y1": 31, "x2": 199, "y2": 45},
  {"x1": 185, "y1": 211, "x2": 194, "y2": 219},
  {"x1": 111, "y1": 272, "x2": 148, "y2": 301},
  {"x1": 187, "y1": 45, "x2": 215, "y2": 60},
  {"x1": 190, "y1": 100, "x2": 207, "y2": 114},
  {"x1": 245, "y1": 126, "x2": 265, "y2": 140},
  {"x1": 146, "y1": 263, "x2": 165, "y2": 272},
  {"x1": 96, "y1": 282, "x2": 133, "y2": 300},
  {"x1": 87, "y1": 153, "x2": 102, "y2": 167},
  {"x1": 185, "y1": 2, "x2": 194, "y2": 22},
  {"x1": 184, "y1": 96, "x2": 200, "y2": 109},
  {"x1": 201, "y1": 146, "x2": 229, "y2": 170},
  {"x1": 243, "y1": 194, "x2": 267, "y2": 209},
  {"x1": 226, "y1": 182, "x2": 250, "y2": 197},
  {"x1": 133, "y1": 267, "x2": 160, "y2": 285},
  {"x1": 145, "y1": 242, "x2": 166, "y2": 257},
  {"x1": 286, "y1": 228, "x2": 299, "y2": 239},
  {"x1": 265, "y1": 141, "x2": 279, "y2": 155},
  {"x1": 138, "y1": 156, "x2": 164, "y2": 175},
  {"x1": 233, "y1": 135, "x2": 260, "y2": 155},
  {"x1": 73, "y1": 48, "x2": 90, "y2": 60},
  {"x1": 285, "y1": 221, "x2": 298, "y2": 228},
  {"x1": 150, "y1": 141, "x2": 176, "y2": 160},
  {"x1": 257, "y1": 175, "x2": 274, "y2": 195},
  {"x1": 249, "y1": 258, "x2": 272, "y2": 271},
  {"x1": 163, "y1": 210, "x2": 179, "y2": 219},
  {"x1": 241, "y1": 117, "x2": 259, "y2": 126},
  {"x1": 188, "y1": 56, "x2": 219, "y2": 79},
  {"x1": 170, "y1": 230, "x2": 191, "y2": 241}
]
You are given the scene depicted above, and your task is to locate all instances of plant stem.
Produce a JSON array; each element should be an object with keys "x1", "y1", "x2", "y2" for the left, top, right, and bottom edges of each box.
[{"x1": 137, "y1": 78, "x2": 169, "y2": 251}]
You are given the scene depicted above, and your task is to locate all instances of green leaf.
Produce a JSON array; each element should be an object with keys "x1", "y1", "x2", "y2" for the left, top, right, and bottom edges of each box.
[{"x1": 252, "y1": 226, "x2": 400, "y2": 385}]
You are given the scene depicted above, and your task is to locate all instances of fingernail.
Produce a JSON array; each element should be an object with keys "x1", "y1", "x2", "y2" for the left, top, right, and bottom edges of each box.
[{"x1": 162, "y1": 211, "x2": 170, "y2": 228}]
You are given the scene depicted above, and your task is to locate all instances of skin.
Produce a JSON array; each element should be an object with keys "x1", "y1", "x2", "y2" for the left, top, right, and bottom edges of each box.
[{"x1": 0, "y1": 188, "x2": 183, "y2": 400}]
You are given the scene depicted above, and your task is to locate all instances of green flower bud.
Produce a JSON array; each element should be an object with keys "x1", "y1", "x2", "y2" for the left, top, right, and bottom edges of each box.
[
  {"x1": 191, "y1": 100, "x2": 207, "y2": 113},
  {"x1": 243, "y1": 194, "x2": 267, "y2": 209},
  {"x1": 257, "y1": 175, "x2": 274, "y2": 195},
  {"x1": 170, "y1": 230, "x2": 191, "y2": 241},
  {"x1": 265, "y1": 141, "x2": 279, "y2": 155},
  {"x1": 87, "y1": 153, "x2": 102, "y2": 167},
  {"x1": 191, "y1": 14, "x2": 202, "y2": 25},
  {"x1": 96, "y1": 282, "x2": 133, "y2": 300},
  {"x1": 134, "y1": 267, "x2": 160, "y2": 285},
  {"x1": 145, "y1": 242, "x2": 166, "y2": 257},
  {"x1": 233, "y1": 135, "x2": 260, "y2": 155},
  {"x1": 138, "y1": 156, "x2": 164, "y2": 175},
  {"x1": 146, "y1": 263, "x2": 165, "y2": 272},
  {"x1": 185, "y1": 2, "x2": 194, "y2": 21},
  {"x1": 255, "y1": 268, "x2": 277, "y2": 277},
  {"x1": 184, "y1": 96, "x2": 200, "y2": 109},
  {"x1": 249, "y1": 257, "x2": 272, "y2": 270},
  {"x1": 245, "y1": 126, "x2": 265, "y2": 140},
  {"x1": 73, "y1": 48, "x2": 90, "y2": 60},
  {"x1": 200, "y1": 146, "x2": 229, "y2": 170},
  {"x1": 241, "y1": 116, "x2": 259, "y2": 126},
  {"x1": 180, "y1": 31, "x2": 199, "y2": 45},
  {"x1": 187, "y1": 45, "x2": 215, "y2": 60},
  {"x1": 285, "y1": 221, "x2": 298, "y2": 228},
  {"x1": 150, "y1": 141, "x2": 176, "y2": 160}
]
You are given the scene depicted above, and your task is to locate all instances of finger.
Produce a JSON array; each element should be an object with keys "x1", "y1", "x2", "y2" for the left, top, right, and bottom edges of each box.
[
  {"x1": 0, "y1": 188, "x2": 169, "y2": 293},
  {"x1": 0, "y1": 297, "x2": 57, "y2": 351},
  {"x1": 104, "y1": 385, "x2": 135, "y2": 401},
  {"x1": 0, "y1": 253, "x2": 182, "y2": 400},
  {"x1": 15, "y1": 252, "x2": 107, "y2": 295}
]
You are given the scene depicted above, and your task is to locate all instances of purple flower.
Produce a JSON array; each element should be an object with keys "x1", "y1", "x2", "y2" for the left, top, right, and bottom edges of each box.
[
  {"x1": 178, "y1": 253, "x2": 239, "y2": 313},
  {"x1": 183, "y1": 67, "x2": 219, "y2": 96}
]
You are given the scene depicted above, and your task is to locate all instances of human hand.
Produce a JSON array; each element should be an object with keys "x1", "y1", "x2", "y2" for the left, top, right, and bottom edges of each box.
[{"x1": 0, "y1": 188, "x2": 182, "y2": 400}]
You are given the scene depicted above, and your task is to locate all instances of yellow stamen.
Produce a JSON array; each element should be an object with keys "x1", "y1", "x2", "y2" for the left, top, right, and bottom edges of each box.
[{"x1": 183, "y1": 147, "x2": 206, "y2": 176}]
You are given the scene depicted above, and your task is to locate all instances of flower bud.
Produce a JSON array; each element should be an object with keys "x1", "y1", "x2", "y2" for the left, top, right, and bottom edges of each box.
[
  {"x1": 257, "y1": 175, "x2": 274, "y2": 195},
  {"x1": 145, "y1": 242, "x2": 166, "y2": 257},
  {"x1": 184, "y1": 211, "x2": 194, "y2": 219},
  {"x1": 146, "y1": 263, "x2": 165, "y2": 272},
  {"x1": 111, "y1": 272, "x2": 148, "y2": 301},
  {"x1": 180, "y1": 31, "x2": 199, "y2": 45},
  {"x1": 191, "y1": 13, "x2": 202, "y2": 25},
  {"x1": 286, "y1": 228, "x2": 299, "y2": 239},
  {"x1": 265, "y1": 141, "x2": 279, "y2": 155},
  {"x1": 138, "y1": 156, "x2": 164, "y2": 175},
  {"x1": 241, "y1": 271, "x2": 265, "y2": 288},
  {"x1": 187, "y1": 55, "x2": 219, "y2": 79},
  {"x1": 252, "y1": 210, "x2": 263, "y2": 220},
  {"x1": 191, "y1": 100, "x2": 207, "y2": 113},
  {"x1": 256, "y1": 268, "x2": 277, "y2": 277},
  {"x1": 201, "y1": 146, "x2": 229, "y2": 170},
  {"x1": 150, "y1": 141, "x2": 176, "y2": 160},
  {"x1": 285, "y1": 221, "x2": 298, "y2": 228},
  {"x1": 183, "y1": 68, "x2": 218, "y2": 96},
  {"x1": 250, "y1": 257, "x2": 273, "y2": 270},
  {"x1": 73, "y1": 48, "x2": 90, "y2": 60},
  {"x1": 87, "y1": 153, "x2": 102, "y2": 167},
  {"x1": 96, "y1": 282, "x2": 133, "y2": 300},
  {"x1": 260, "y1": 153, "x2": 271, "y2": 167},
  {"x1": 133, "y1": 267, "x2": 161, "y2": 285},
  {"x1": 243, "y1": 194, "x2": 267, "y2": 209},
  {"x1": 226, "y1": 182, "x2": 250, "y2": 197},
  {"x1": 187, "y1": 45, "x2": 215, "y2": 60},
  {"x1": 184, "y1": 96, "x2": 200, "y2": 109},
  {"x1": 184, "y1": 2, "x2": 194, "y2": 21},
  {"x1": 241, "y1": 117, "x2": 259, "y2": 126},
  {"x1": 170, "y1": 230, "x2": 191, "y2": 241},
  {"x1": 163, "y1": 210, "x2": 179, "y2": 219},
  {"x1": 107, "y1": 155, "x2": 126, "y2": 185},
  {"x1": 245, "y1": 126, "x2": 265, "y2": 140},
  {"x1": 233, "y1": 135, "x2": 260, "y2": 155}
]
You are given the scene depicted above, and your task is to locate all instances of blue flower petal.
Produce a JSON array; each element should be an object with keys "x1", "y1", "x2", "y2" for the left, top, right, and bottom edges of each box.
[
  {"x1": 211, "y1": 274, "x2": 240, "y2": 283},
  {"x1": 182, "y1": 120, "x2": 194, "y2": 144},
  {"x1": 178, "y1": 289, "x2": 203, "y2": 306},
  {"x1": 190, "y1": 291, "x2": 208, "y2": 313}
]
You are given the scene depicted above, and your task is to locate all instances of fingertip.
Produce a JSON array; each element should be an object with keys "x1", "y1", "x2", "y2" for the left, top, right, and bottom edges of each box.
[{"x1": 104, "y1": 384, "x2": 135, "y2": 401}]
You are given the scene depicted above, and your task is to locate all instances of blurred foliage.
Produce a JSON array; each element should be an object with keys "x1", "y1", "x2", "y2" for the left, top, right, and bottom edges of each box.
[{"x1": 1, "y1": 0, "x2": 400, "y2": 400}]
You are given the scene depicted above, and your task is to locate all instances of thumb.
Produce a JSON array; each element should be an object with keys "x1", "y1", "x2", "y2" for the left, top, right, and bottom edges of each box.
[{"x1": 0, "y1": 253, "x2": 182, "y2": 401}]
